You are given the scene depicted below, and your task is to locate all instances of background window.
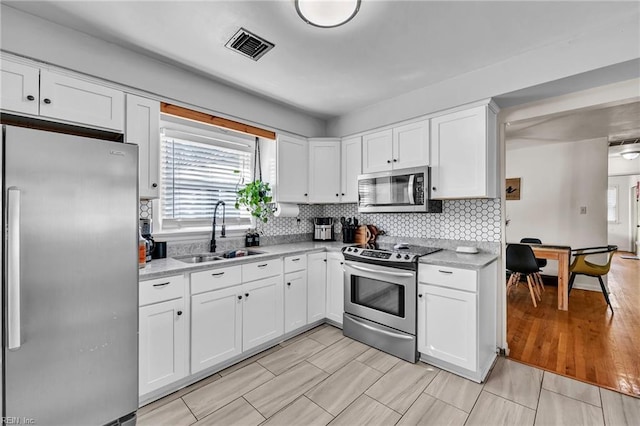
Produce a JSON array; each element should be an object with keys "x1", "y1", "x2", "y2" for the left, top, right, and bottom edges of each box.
[
  {"x1": 160, "y1": 121, "x2": 254, "y2": 230},
  {"x1": 607, "y1": 186, "x2": 618, "y2": 223}
]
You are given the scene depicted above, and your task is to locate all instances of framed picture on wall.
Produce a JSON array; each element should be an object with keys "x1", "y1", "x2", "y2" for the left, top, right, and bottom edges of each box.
[{"x1": 506, "y1": 178, "x2": 521, "y2": 200}]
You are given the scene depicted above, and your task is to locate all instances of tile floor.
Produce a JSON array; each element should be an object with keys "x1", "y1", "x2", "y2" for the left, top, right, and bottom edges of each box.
[{"x1": 138, "y1": 325, "x2": 640, "y2": 426}]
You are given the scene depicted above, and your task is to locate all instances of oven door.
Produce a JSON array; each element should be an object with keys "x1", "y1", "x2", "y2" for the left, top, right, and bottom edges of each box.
[{"x1": 343, "y1": 260, "x2": 416, "y2": 334}]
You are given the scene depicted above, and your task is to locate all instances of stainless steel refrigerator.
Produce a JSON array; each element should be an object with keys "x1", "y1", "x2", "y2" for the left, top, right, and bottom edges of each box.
[{"x1": 2, "y1": 124, "x2": 139, "y2": 425}]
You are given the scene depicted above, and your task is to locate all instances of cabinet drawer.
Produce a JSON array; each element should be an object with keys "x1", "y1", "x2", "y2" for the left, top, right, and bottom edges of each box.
[
  {"x1": 191, "y1": 265, "x2": 242, "y2": 295},
  {"x1": 418, "y1": 264, "x2": 477, "y2": 292},
  {"x1": 140, "y1": 275, "x2": 184, "y2": 306},
  {"x1": 284, "y1": 254, "x2": 307, "y2": 273},
  {"x1": 242, "y1": 259, "x2": 282, "y2": 282}
]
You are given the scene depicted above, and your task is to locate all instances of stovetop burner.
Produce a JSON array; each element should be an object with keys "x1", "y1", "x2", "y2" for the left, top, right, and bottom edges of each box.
[{"x1": 342, "y1": 242, "x2": 442, "y2": 264}]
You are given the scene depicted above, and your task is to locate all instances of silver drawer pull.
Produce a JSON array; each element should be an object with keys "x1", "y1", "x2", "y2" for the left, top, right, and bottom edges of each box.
[
  {"x1": 291, "y1": 258, "x2": 300, "y2": 262},
  {"x1": 153, "y1": 282, "x2": 170, "y2": 287},
  {"x1": 211, "y1": 272, "x2": 225, "y2": 277},
  {"x1": 438, "y1": 270, "x2": 453, "y2": 274},
  {"x1": 257, "y1": 264, "x2": 268, "y2": 268}
]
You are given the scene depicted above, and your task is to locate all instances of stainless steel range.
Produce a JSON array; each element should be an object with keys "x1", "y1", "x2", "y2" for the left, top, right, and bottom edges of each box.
[{"x1": 342, "y1": 243, "x2": 442, "y2": 363}]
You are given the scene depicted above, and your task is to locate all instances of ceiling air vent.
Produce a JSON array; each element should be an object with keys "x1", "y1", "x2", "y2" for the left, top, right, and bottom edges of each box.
[{"x1": 225, "y1": 28, "x2": 275, "y2": 61}]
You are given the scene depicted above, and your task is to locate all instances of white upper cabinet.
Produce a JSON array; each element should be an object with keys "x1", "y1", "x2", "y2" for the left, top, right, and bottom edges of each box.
[
  {"x1": 362, "y1": 129, "x2": 393, "y2": 173},
  {"x1": 393, "y1": 120, "x2": 430, "y2": 169},
  {"x1": 430, "y1": 102, "x2": 498, "y2": 199},
  {"x1": 362, "y1": 120, "x2": 429, "y2": 173},
  {"x1": 277, "y1": 134, "x2": 309, "y2": 203},
  {"x1": 308, "y1": 138, "x2": 341, "y2": 203},
  {"x1": 40, "y1": 70, "x2": 125, "y2": 131},
  {"x1": 340, "y1": 136, "x2": 362, "y2": 203},
  {"x1": 0, "y1": 59, "x2": 40, "y2": 115},
  {"x1": 126, "y1": 95, "x2": 160, "y2": 199},
  {"x1": 0, "y1": 57, "x2": 125, "y2": 131}
]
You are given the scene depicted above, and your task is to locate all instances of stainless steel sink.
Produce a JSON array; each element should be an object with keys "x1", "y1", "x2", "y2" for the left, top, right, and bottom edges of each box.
[
  {"x1": 173, "y1": 249, "x2": 265, "y2": 264},
  {"x1": 173, "y1": 254, "x2": 224, "y2": 264},
  {"x1": 220, "y1": 249, "x2": 265, "y2": 258}
]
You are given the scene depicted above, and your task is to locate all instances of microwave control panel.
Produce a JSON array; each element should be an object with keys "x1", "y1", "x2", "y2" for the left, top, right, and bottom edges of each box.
[{"x1": 414, "y1": 175, "x2": 424, "y2": 204}]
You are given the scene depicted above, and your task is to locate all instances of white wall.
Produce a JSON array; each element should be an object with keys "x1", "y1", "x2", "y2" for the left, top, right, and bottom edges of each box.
[
  {"x1": 506, "y1": 137, "x2": 609, "y2": 288},
  {"x1": 0, "y1": 5, "x2": 326, "y2": 137},
  {"x1": 609, "y1": 155, "x2": 640, "y2": 176},
  {"x1": 607, "y1": 174, "x2": 640, "y2": 252},
  {"x1": 327, "y1": 12, "x2": 640, "y2": 137}
]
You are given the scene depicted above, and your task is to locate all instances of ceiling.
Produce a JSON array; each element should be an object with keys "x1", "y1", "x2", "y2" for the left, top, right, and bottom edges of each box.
[
  {"x1": 5, "y1": 1, "x2": 639, "y2": 119},
  {"x1": 505, "y1": 101, "x2": 640, "y2": 157}
]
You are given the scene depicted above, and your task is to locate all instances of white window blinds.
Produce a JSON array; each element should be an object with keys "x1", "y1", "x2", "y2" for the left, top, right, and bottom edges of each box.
[
  {"x1": 161, "y1": 132, "x2": 253, "y2": 226},
  {"x1": 607, "y1": 186, "x2": 618, "y2": 223}
]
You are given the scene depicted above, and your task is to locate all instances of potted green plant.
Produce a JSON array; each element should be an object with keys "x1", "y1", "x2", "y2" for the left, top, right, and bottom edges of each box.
[{"x1": 235, "y1": 179, "x2": 273, "y2": 223}]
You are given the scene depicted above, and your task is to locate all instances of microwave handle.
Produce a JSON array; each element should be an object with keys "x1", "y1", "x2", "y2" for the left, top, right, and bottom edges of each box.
[{"x1": 408, "y1": 174, "x2": 415, "y2": 205}]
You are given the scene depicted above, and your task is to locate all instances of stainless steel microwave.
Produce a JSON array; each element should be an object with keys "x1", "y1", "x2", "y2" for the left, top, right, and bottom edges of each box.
[{"x1": 357, "y1": 166, "x2": 442, "y2": 213}]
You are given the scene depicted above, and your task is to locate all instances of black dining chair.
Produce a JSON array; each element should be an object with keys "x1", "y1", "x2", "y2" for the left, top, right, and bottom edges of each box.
[
  {"x1": 520, "y1": 237, "x2": 547, "y2": 292},
  {"x1": 520, "y1": 238, "x2": 548, "y2": 268},
  {"x1": 506, "y1": 244, "x2": 543, "y2": 307}
]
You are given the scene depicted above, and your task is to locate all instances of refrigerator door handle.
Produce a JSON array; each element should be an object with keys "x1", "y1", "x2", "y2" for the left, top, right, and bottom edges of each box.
[{"x1": 7, "y1": 187, "x2": 22, "y2": 350}]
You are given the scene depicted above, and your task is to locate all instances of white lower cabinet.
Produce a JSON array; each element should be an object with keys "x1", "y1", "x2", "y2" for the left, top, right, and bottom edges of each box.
[
  {"x1": 190, "y1": 261, "x2": 283, "y2": 374},
  {"x1": 307, "y1": 252, "x2": 327, "y2": 323},
  {"x1": 325, "y1": 252, "x2": 345, "y2": 325},
  {"x1": 243, "y1": 275, "x2": 285, "y2": 351},
  {"x1": 191, "y1": 286, "x2": 242, "y2": 374},
  {"x1": 138, "y1": 275, "x2": 187, "y2": 396},
  {"x1": 417, "y1": 262, "x2": 497, "y2": 382},
  {"x1": 418, "y1": 284, "x2": 477, "y2": 370},
  {"x1": 284, "y1": 270, "x2": 308, "y2": 333}
]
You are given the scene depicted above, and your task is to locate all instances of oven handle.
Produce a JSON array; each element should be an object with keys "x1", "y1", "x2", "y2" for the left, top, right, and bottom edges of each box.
[
  {"x1": 344, "y1": 261, "x2": 415, "y2": 278},
  {"x1": 346, "y1": 315, "x2": 414, "y2": 341}
]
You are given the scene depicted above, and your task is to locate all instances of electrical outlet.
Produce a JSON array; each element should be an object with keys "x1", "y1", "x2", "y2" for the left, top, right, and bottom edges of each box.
[{"x1": 580, "y1": 206, "x2": 587, "y2": 214}]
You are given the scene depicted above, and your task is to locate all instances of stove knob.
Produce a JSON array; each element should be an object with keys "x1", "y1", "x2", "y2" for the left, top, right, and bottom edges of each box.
[
  {"x1": 405, "y1": 255, "x2": 410, "y2": 260},
  {"x1": 353, "y1": 248, "x2": 358, "y2": 253},
  {"x1": 396, "y1": 254, "x2": 402, "y2": 259},
  {"x1": 347, "y1": 247, "x2": 352, "y2": 252}
]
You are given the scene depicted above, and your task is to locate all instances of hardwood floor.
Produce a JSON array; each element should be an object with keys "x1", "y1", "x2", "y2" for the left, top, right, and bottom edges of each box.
[{"x1": 507, "y1": 252, "x2": 640, "y2": 398}]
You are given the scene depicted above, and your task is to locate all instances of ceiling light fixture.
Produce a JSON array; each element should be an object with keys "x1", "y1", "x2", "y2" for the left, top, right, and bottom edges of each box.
[
  {"x1": 295, "y1": 0, "x2": 361, "y2": 28},
  {"x1": 621, "y1": 151, "x2": 640, "y2": 160}
]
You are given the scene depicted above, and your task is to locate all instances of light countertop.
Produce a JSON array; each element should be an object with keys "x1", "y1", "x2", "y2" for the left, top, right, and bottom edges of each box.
[
  {"x1": 139, "y1": 241, "x2": 348, "y2": 281},
  {"x1": 419, "y1": 250, "x2": 498, "y2": 270}
]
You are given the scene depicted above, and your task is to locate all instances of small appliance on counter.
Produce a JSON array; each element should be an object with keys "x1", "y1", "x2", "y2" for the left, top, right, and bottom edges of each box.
[
  {"x1": 313, "y1": 217, "x2": 334, "y2": 241},
  {"x1": 140, "y1": 218, "x2": 155, "y2": 262}
]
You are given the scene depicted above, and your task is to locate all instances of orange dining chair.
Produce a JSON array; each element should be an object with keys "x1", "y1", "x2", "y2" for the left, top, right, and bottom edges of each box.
[
  {"x1": 568, "y1": 245, "x2": 618, "y2": 313},
  {"x1": 506, "y1": 244, "x2": 543, "y2": 307}
]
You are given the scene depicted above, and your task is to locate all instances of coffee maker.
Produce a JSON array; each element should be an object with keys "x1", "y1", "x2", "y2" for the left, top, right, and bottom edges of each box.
[
  {"x1": 313, "y1": 217, "x2": 335, "y2": 241},
  {"x1": 140, "y1": 218, "x2": 155, "y2": 262}
]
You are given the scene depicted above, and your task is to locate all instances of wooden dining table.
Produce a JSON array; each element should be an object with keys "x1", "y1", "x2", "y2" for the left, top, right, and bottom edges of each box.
[{"x1": 512, "y1": 243, "x2": 572, "y2": 311}]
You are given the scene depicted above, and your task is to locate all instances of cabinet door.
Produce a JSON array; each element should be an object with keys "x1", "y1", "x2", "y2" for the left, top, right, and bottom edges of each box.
[
  {"x1": 417, "y1": 284, "x2": 477, "y2": 371},
  {"x1": 243, "y1": 276, "x2": 284, "y2": 351},
  {"x1": 430, "y1": 105, "x2": 494, "y2": 199},
  {"x1": 362, "y1": 129, "x2": 393, "y2": 173},
  {"x1": 307, "y1": 253, "x2": 327, "y2": 323},
  {"x1": 393, "y1": 120, "x2": 429, "y2": 169},
  {"x1": 126, "y1": 95, "x2": 160, "y2": 199},
  {"x1": 308, "y1": 139, "x2": 342, "y2": 203},
  {"x1": 139, "y1": 298, "x2": 186, "y2": 395},
  {"x1": 40, "y1": 70, "x2": 125, "y2": 131},
  {"x1": 0, "y1": 59, "x2": 40, "y2": 115},
  {"x1": 341, "y1": 136, "x2": 362, "y2": 203},
  {"x1": 191, "y1": 287, "x2": 242, "y2": 374},
  {"x1": 325, "y1": 253, "x2": 344, "y2": 325},
  {"x1": 277, "y1": 135, "x2": 308, "y2": 203},
  {"x1": 284, "y1": 270, "x2": 308, "y2": 333}
]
